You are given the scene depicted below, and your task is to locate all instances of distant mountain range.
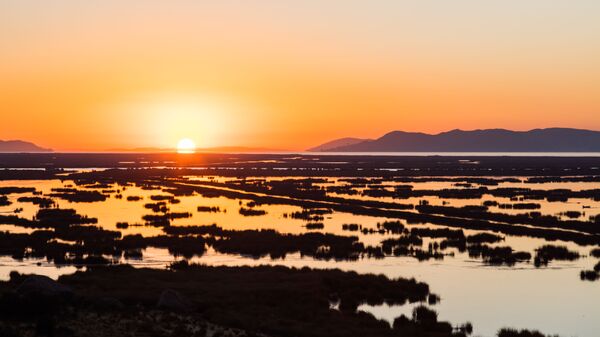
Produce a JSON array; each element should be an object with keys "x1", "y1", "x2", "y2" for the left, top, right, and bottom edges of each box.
[
  {"x1": 0, "y1": 140, "x2": 52, "y2": 153},
  {"x1": 308, "y1": 137, "x2": 370, "y2": 152},
  {"x1": 309, "y1": 128, "x2": 600, "y2": 152}
]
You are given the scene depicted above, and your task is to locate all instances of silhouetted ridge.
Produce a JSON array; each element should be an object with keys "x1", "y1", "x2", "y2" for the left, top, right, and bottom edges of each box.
[
  {"x1": 312, "y1": 128, "x2": 600, "y2": 152},
  {"x1": 308, "y1": 137, "x2": 370, "y2": 151},
  {"x1": 0, "y1": 140, "x2": 51, "y2": 153}
]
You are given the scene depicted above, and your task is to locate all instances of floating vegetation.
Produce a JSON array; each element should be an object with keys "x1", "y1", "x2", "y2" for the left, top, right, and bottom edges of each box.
[
  {"x1": 144, "y1": 202, "x2": 168, "y2": 213},
  {"x1": 150, "y1": 195, "x2": 176, "y2": 202},
  {"x1": 196, "y1": 206, "x2": 222, "y2": 213},
  {"x1": 286, "y1": 208, "x2": 332, "y2": 221},
  {"x1": 305, "y1": 222, "x2": 324, "y2": 230},
  {"x1": 0, "y1": 187, "x2": 37, "y2": 194},
  {"x1": 34, "y1": 209, "x2": 98, "y2": 228},
  {"x1": 377, "y1": 220, "x2": 405, "y2": 234},
  {"x1": 534, "y1": 245, "x2": 580, "y2": 267},
  {"x1": 48, "y1": 188, "x2": 107, "y2": 202},
  {"x1": 239, "y1": 207, "x2": 267, "y2": 216},
  {"x1": 497, "y1": 328, "x2": 560, "y2": 337},
  {"x1": 498, "y1": 203, "x2": 541, "y2": 210},
  {"x1": 342, "y1": 223, "x2": 360, "y2": 231},
  {"x1": 116, "y1": 222, "x2": 129, "y2": 229},
  {"x1": 580, "y1": 270, "x2": 599, "y2": 281},
  {"x1": 466, "y1": 233, "x2": 504, "y2": 244},
  {"x1": 411, "y1": 228, "x2": 464, "y2": 239},
  {"x1": 142, "y1": 212, "x2": 192, "y2": 226},
  {"x1": 467, "y1": 245, "x2": 531, "y2": 266},
  {"x1": 163, "y1": 224, "x2": 224, "y2": 236}
]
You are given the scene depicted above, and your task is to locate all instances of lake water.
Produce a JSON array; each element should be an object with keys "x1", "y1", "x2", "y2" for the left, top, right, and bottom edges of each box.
[{"x1": 0, "y1": 174, "x2": 599, "y2": 337}]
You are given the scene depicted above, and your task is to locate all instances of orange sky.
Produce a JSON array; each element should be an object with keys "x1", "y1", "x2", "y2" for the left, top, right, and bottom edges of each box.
[{"x1": 1, "y1": 1, "x2": 599, "y2": 151}]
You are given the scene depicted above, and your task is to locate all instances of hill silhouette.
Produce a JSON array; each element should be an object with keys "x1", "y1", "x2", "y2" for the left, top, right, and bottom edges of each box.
[
  {"x1": 0, "y1": 140, "x2": 51, "y2": 153},
  {"x1": 310, "y1": 128, "x2": 600, "y2": 152},
  {"x1": 308, "y1": 137, "x2": 370, "y2": 152}
]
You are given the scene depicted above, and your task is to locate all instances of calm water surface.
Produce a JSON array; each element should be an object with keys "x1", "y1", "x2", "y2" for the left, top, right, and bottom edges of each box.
[{"x1": 0, "y1": 176, "x2": 598, "y2": 337}]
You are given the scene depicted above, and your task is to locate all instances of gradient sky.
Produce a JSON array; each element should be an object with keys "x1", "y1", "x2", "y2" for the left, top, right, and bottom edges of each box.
[{"x1": 1, "y1": 1, "x2": 599, "y2": 151}]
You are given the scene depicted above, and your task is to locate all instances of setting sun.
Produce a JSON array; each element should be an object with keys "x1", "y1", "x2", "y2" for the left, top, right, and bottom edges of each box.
[
  {"x1": 176, "y1": 138, "x2": 196, "y2": 154},
  {"x1": 1, "y1": 2, "x2": 600, "y2": 336}
]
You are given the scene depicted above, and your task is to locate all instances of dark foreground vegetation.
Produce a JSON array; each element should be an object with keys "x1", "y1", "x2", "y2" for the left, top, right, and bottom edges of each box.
[{"x1": 0, "y1": 264, "x2": 560, "y2": 337}]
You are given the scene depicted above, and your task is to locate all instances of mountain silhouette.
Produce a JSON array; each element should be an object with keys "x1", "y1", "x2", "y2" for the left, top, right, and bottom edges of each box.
[
  {"x1": 0, "y1": 140, "x2": 52, "y2": 153},
  {"x1": 308, "y1": 137, "x2": 370, "y2": 152},
  {"x1": 310, "y1": 128, "x2": 600, "y2": 152}
]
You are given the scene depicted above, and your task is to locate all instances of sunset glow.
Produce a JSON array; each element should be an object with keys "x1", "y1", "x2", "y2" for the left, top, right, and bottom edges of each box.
[
  {"x1": 2, "y1": 3, "x2": 600, "y2": 336},
  {"x1": 1, "y1": 1, "x2": 599, "y2": 151},
  {"x1": 176, "y1": 138, "x2": 196, "y2": 154}
]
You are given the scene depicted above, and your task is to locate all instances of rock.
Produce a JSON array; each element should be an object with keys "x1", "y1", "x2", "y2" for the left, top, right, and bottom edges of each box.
[
  {"x1": 156, "y1": 289, "x2": 191, "y2": 311},
  {"x1": 16, "y1": 275, "x2": 73, "y2": 297}
]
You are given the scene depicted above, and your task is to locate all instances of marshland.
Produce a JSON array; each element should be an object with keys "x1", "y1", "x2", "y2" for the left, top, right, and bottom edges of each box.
[{"x1": 0, "y1": 154, "x2": 599, "y2": 337}]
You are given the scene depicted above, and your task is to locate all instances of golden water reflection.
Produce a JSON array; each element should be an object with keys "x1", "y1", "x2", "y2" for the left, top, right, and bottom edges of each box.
[{"x1": 1, "y1": 177, "x2": 599, "y2": 337}]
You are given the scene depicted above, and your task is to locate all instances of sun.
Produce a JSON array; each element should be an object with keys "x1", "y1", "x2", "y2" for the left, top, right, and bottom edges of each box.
[{"x1": 176, "y1": 138, "x2": 196, "y2": 154}]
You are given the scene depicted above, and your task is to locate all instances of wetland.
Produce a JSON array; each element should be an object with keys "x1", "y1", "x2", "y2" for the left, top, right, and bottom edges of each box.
[{"x1": 0, "y1": 153, "x2": 599, "y2": 337}]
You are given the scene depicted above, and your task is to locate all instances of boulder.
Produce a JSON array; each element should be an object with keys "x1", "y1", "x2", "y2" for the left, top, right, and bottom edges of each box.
[{"x1": 16, "y1": 275, "x2": 73, "y2": 298}]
